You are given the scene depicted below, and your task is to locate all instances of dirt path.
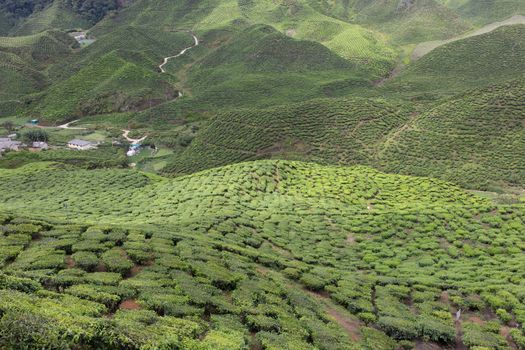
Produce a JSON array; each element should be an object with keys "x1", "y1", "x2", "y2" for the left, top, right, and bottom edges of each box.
[
  {"x1": 412, "y1": 15, "x2": 525, "y2": 60},
  {"x1": 57, "y1": 120, "x2": 86, "y2": 130},
  {"x1": 122, "y1": 129, "x2": 147, "y2": 144},
  {"x1": 37, "y1": 119, "x2": 87, "y2": 130},
  {"x1": 302, "y1": 288, "x2": 362, "y2": 342},
  {"x1": 159, "y1": 31, "x2": 199, "y2": 73},
  {"x1": 378, "y1": 111, "x2": 420, "y2": 157}
]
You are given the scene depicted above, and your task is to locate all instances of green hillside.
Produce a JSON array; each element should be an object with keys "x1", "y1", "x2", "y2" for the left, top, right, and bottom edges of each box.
[
  {"x1": 384, "y1": 24, "x2": 525, "y2": 98},
  {"x1": 26, "y1": 27, "x2": 194, "y2": 121},
  {"x1": 380, "y1": 80, "x2": 525, "y2": 190},
  {"x1": 0, "y1": 160, "x2": 524, "y2": 349},
  {"x1": 9, "y1": 0, "x2": 91, "y2": 36},
  {"x1": 0, "y1": 0, "x2": 121, "y2": 35},
  {"x1": 93, "y1": 0, "x2": 398, "y2": 77},
  {"x1": 179, "y1": 24, "x2": 374, "y2": 110},
  {"x1": 439, "y1": 0, "x2": 525, "y2": 24},
  {"x1": 0, "y1": 29, "x2": 75, "y2": 114},
  {"x1": 348, "y1": 0, "x2": 472, "y2": 44},
  {"x1": 162, "y1": 97, "x2": 408, "y2": 175}
]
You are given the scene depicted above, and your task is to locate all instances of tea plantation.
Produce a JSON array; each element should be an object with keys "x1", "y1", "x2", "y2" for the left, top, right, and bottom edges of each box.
[
  {"x1": 0, "y1": 160, "x2": 524, "y2": 349},
  {"x1": 380, "y1": 80, "x2": 525, "y2": 190},
  {"x1": 0, "y1": 0, "x2": 524, "y2": 349}
]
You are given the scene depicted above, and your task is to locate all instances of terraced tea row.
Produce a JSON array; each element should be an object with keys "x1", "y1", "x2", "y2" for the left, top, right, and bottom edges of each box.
[{"x1": 0, "y1": 160, "x2": 524, "y2": 349}]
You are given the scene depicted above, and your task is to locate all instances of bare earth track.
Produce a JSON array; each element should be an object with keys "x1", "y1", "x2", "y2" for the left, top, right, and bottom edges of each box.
[{"x1": 412, "y1": 15, "x2": 525, "y2": 60}]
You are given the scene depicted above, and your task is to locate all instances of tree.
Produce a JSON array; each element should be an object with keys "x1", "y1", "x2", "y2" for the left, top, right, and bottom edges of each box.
[{"x1": 23, "y1": 130, "x2": 48, "y2": 143}]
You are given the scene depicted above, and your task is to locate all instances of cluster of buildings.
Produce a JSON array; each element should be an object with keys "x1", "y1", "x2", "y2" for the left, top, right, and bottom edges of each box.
[
  {"x1": 67, "y1": 139, "x2": 96, "y2": 150},
  {"x1": 0, "y1": 136, "x2": 99, "y2": 156},
  {"x1": 0, "y1": 137, "x2": 51, "y2": 154},
  {"x1": 0, "y1": 137, "x2": 22, "y2": 154}
]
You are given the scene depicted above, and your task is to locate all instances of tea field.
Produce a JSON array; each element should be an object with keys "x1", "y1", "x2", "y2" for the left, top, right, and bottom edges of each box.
[
  {"x1": 0, "y1": 160, "x2": 524, "y2": 349},
  {"x1": 380, "y1": 80, "x2": 525, "y2": 190},
  {"x1": 0, "y1": 1, "x2": 524, "y2": 349},
  {"x1": 163, "y1": 97, "x2": 409, "y2": 175}
]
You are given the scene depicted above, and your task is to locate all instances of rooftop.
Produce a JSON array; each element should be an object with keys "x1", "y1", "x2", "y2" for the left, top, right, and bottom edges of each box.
[{"x1": 68, "y1": 139, "x2": 93, "y2": 146}]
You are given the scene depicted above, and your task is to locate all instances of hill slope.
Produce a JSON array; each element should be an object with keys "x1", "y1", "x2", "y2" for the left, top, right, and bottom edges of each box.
[
  {"x1": 161, "y1": 97, "x2": 408, "y2": 175},
  {"x1": 439, "y1": 0, "x2": 525, "y2": 25},
  {"x1": 0, "y1": 29, "x2": 76, "y2": 115},
  {"x1": 380, "y1": 80, "x2": 525, "y2": 190},
  {"x1": 0, "y1": 160, "x2": 524, "y2": 349},
  {"x1": 384, "y1": 24, "x2": 525, "y2": 98}
]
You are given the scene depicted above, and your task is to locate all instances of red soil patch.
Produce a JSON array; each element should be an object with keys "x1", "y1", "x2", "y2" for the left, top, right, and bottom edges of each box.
[
  {"x1": 120, "y1": 299, "x2": 141, "y2": 310},
  {"x1": 95, "y1": 262, "x2": 107, "y2": 272},
  {"x1": 65, "y1": 256, "x2": 75, "y2": 268},
  {"x1": 256, "y1": 266, "x2": 270, "y2": 275},
  {"x1": 468, "y1": 316, "x2": 485, "y2": 325},
  {"x1": 129, "y1": 265, "x2": 143, "y2": 277}
]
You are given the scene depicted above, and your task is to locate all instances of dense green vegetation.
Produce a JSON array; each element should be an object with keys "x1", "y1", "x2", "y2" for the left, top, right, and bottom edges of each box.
[
  {"x1": 384, "y1": 25, "x2": 525, "y2": 98},
  {"x1": 160, "y1": 79, "x2": 525, "y2": 190},
  {"x1": 0, "y1": 0, "x2": 120, "y2": 26},
  {"x1": 163, "y1": 97, "x2": 409, "y2": 175},
  {"x1": 0, "y1": 160, "x2": 524, "y2": 349},
  {"x1": 0, "y1": 29, "x2": 75, "y2": 104},
  {"x1": 381, "y1": 80, "x2": 525, "y2": 190},
  {"x1": 439, "y1": 0, "x2": 525, "y2": 24},
  {"x1": 0, "y1": 1, "x2": 524, "y2": 348}
]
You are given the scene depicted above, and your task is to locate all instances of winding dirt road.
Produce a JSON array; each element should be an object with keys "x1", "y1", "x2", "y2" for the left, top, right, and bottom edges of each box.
[
  {"x1": 122, "y1": 129, "x2": 147, "y2": 144},
  {"x1": 159, "y1": 31, "x2": 199, "y2": 73},
  {"x1": 412, "y1": 15, "x2": 525, "y2": 60},
  {"x1": 57, "y1": 120, "x2": 86, "y2": 130}
]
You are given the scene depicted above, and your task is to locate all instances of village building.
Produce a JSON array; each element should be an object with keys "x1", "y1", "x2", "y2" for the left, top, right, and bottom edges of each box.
[
  {"x1": 32, "y1": 141, "x2": 49, "y2": 150},
  {"x1": 68, "y1": 139, "x2": 96, "y2": 150},
  {"x1": 70, "y1": 31, "x2": 87, "y2": 42},
  {"x1": 126, "y1": 144, "x2": 141, "y2": 157},
  {"x1": 0, "y1": 138, "x2": 22, "y2": 153}
]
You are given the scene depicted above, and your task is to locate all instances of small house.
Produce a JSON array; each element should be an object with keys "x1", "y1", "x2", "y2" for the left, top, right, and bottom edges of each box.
[
  {"x1": 29, "y1": 119, "x2": 39, "y2": 125},
  {"x1": 32, "y1": 141, "x2": 49, "y2": 150},
  {"x1": 126, "y1": 144, "x2": 141, "y2": 157},
  {"x1": 0, "y1": 138, "x2": 22, "y2": 153},
  {"x1": 68, "y1": 139, "x2": 95, "y2": 150}
]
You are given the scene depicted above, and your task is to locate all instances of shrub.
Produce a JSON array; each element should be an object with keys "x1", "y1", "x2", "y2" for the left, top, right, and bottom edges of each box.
[
  {"x1": 101, "y1": 248, "x2": 133, "y2": 275},
  {"x1": 72, "y1": 251, "x2": 99, "y2": 271},
  {"x1": 0, "y1": 273, "x2": 40, "y2": 292},
  {"x1": 377, "y1": 316, "x2": 418, "y2": 339}
]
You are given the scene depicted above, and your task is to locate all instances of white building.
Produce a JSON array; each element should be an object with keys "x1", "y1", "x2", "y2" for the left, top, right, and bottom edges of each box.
[
  {"x1": 32, "y1": 141, "x2": 49, "y2": 150},
  {"x1": 68, "y1": 139, "x2": 95, "y2": 150},
  {"x1": 0, "y1": 138, "x2": 22, "y2": 153}
]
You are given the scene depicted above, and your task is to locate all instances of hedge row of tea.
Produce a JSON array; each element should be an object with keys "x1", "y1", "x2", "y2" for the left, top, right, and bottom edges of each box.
[
  {"x1": 0, "y1": 160, "x2": 487, "y2": 224},
  {"x1": 0, "y1": 160, "x2": 525, "y2": 348},
  {"x1": 164, "y1": 97, "x2": 409, "y2": 175},
  {"x1": 381, "y1": 80, "x2": 525, "y2": 190},
  {"x1": 0, "y1": 216, "x2": 392, "y2": 349},
  {"x1": 383, "y1": 25, "x2": 525, "y2": 98},
  {"x1": 163, "y1": 80, "x2": 525, "y2": 191}
]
